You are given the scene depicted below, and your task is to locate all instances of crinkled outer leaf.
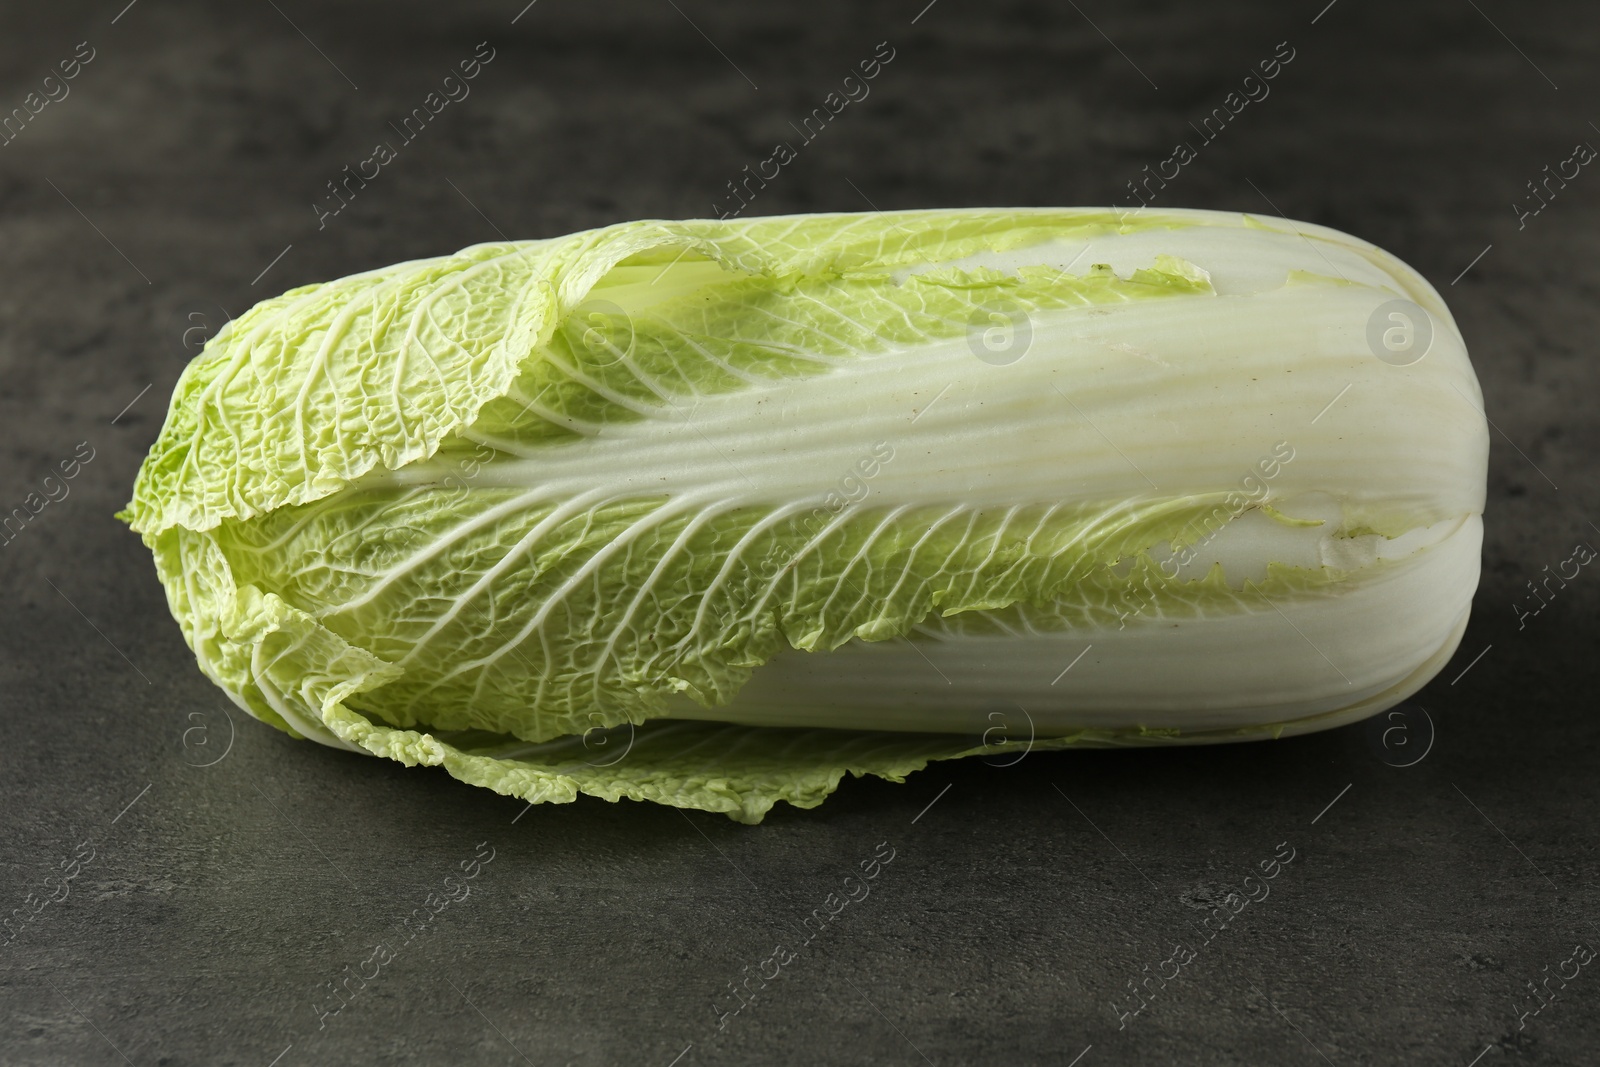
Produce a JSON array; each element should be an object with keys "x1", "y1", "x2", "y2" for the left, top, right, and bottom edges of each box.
[
  {"x1": 122, "y1": 210, "x2": 1174, "y2": 537},
  {"x1": 124, "y1": 208, "x2": 1488, "y2": 821}
]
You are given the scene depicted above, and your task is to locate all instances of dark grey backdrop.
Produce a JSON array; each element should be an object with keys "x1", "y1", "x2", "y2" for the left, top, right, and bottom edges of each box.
[{"x1": 1, "y1": 1, "x2": 1595, "y2": 1064}]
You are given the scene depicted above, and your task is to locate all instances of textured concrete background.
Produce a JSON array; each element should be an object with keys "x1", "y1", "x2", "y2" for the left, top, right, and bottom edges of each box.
[{"x1": 1, "y1": 1, "x2": 1596, "y2": 1064}]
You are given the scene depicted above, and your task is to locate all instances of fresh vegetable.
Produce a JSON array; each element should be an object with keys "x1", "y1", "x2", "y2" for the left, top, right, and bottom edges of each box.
[{"x1": 123, "y1": 208, "x2": 1487, "y2": 822}]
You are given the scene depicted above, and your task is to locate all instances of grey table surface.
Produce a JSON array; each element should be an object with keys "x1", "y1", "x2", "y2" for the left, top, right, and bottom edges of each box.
[{"x1": 2, "y1": 1, "x2": 1596, "y2": 1064}]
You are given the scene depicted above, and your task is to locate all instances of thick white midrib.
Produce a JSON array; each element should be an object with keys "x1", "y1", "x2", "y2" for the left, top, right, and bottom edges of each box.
[
  {"x1": 892, "y1": 208, "x2": 1459, "y2": 330},
  {"x1": 668, "y1": 515, "x2": 1484, "y2": 734},
  {"x1": 378, "y1": 283, "x2": 1482, "y2": 530}
]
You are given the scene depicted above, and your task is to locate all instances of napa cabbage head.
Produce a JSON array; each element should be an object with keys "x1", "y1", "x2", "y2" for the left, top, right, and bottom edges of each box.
[{"x1": 122, "y1": 208, "x2": 1487, "y2": 822}]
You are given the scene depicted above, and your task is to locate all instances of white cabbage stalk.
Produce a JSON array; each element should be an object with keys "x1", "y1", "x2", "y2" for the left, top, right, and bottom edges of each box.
[{"x1": 124, "y1": 208, "x2": 1487, "y2": 821}]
